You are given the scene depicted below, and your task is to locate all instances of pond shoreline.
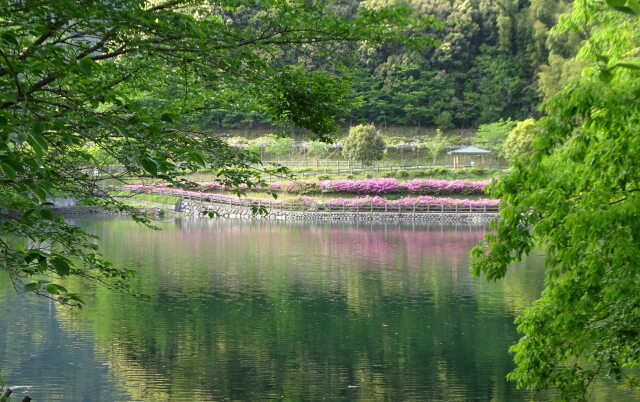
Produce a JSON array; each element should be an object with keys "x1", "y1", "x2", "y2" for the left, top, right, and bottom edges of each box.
[
  {"x1": 46, "y1": 196, "x2": 498, "y2": 224},
  {"x1": 177, "y1": 198, "x2": 498, "y2": 224}
]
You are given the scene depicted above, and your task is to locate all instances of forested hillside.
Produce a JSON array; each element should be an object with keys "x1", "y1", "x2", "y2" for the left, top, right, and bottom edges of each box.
[{"x1": 198, "y1": 0, "x2": 578, "y2": 132}]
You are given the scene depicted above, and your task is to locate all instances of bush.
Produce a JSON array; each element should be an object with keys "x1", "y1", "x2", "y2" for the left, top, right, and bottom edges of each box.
[
  {"x1": 285, "y1": 181, "x2": 318, "y2": 194},
  {"x1": 411, "y1": 169, "x2": 429, "y2": 178},
  {"x1": 467, "y1": 167, "x2": 487, "y2": 177},
  {"x1": 226, "y1": 136, "x2": 250, "y2": 146},
  {"x1": 316, "y1": 174, "x2": 332, "y2": 180},
  {"x1": 307, "y1": 140, "x2": 330, "y2": 157},
  {"x1": 295, "y1": 167, "x2": 314, "y2": 173},
  {"x1": 342, "y1": 124, "x2": 386, "y2": 164},
  {"x1": 264, "y1": 134, "x2": 294, "y2": 158},
  {"x1": 382, "y1": 136, "x2": 406, "y2": 146},
  {"x1": 504, "y1": 118, "x2": 538, "y2": 163},
  {"x1": 395, "y1": 169, "x2": 410, "y2": 179}
]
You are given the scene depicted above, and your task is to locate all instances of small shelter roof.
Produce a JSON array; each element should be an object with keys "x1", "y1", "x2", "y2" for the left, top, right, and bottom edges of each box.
[{"x1": 448, "y1": 146, "x2": 492, "y2": 155}]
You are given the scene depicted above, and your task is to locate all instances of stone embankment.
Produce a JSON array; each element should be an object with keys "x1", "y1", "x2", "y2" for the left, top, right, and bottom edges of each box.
[
  {"x1": 47, "y1": 195, "x2": 498, "y2": 223},
  {"x1": 45, "y1": 197, "x2": 172, "y2": 217},
  {"x1": 176, "y1": 199, "x2": 497, "y2": 224}
]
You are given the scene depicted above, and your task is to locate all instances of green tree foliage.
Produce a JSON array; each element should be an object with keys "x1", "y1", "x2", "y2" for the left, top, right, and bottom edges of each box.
[
  {"x1": 203, "y1": 0, "x2": 574, "y2": 131},
  {"x1": 260, "y1": 67, "x2": 353, "y2": 139},
  {"x1": 472, "y1": 1, "x2": 640, "y2": 398},
  {"x1": 424, "y1": 128, "x2": 449, "y2": 165},
  {"x1": 263, "y1": 135, "x2": 295, "y2": 160},
  {"x1": 503, "y1": 118, "x2": 537, "y2": 162},
  {"x1": 307, "y1": 140, "x2": 330, "y2": 158},
  {"x1": 473, "y1": 118, "x2": 516, "y2": 156},
  {"x1": 0, "y1": 0, "x2": 430, "y2": 304},
  {"x1": 434, "y1": 111, "x2": 454, "y2": 131},
  {"x1": 342, "y1": 124, "x2": 386, "y2": 163},
  {"x1": 538, "y1": 54, "x2": 585, "y2": 99},
  {"x1": 465, "y1": 49, "x2": 530, "y2": 124}
]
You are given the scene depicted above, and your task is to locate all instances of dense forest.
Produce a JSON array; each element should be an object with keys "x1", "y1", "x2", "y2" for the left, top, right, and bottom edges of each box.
[{"x1": 199, "y1": 0, "x2": 579, "y2": 132}]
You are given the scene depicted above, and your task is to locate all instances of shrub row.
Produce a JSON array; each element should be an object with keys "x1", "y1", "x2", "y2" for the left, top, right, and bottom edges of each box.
[
  {"x1": 128, "y1": 177, "x2": 491, "y2": 196},
  {"x1": 124, "y1": 185, "x2": 499, "y2": 208}
]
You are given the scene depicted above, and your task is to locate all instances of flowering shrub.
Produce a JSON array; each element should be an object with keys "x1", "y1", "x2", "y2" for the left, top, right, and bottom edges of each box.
[
  {"x1": 324, "y1": 195, "x2": 499, "y2": 208},
  {"x1": 317, "y1": 178, "x2": 490, "y2": 195},
  {"x1": 123, "y1": 184, "x2": 498, "y2": 209},
  {"x1": 124, "y1": 178, "x2": 491, "y2": 196}
]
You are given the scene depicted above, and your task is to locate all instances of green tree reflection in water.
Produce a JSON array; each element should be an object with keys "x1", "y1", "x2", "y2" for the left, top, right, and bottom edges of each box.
[{"x1": 1, "y1": 218, "x2": 635, "y2": 401}]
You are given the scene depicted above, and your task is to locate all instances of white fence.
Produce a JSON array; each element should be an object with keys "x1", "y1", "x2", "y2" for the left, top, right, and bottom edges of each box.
[{"x1": 148, "y1": 189, "x2": 499, "y2": 214}]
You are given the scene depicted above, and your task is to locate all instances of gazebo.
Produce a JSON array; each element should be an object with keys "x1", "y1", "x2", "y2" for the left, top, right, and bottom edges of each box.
[{"x1": 448, "y1": 146, "x2": 492, "y2": 168}]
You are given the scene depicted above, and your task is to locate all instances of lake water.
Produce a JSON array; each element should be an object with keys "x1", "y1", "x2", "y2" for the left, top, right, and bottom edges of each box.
[{"x1": 0, "y1": 217, "x2": 635, "y2": 401}]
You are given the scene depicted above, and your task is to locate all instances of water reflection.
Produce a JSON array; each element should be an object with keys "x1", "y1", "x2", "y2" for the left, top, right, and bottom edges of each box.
[{"x1": 0, "y1": 217, "x2": 634, "y2": 401}]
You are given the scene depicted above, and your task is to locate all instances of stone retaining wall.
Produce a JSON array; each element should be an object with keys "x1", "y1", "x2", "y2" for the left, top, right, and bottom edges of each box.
[{"x1": 177, "y1": 199, "x2": 497, "y2": 224}]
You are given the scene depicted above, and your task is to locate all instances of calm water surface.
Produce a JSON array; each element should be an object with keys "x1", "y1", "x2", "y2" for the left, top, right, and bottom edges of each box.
[{"x1": 0, "y1": 217, "x2": 635, "y2": 401}]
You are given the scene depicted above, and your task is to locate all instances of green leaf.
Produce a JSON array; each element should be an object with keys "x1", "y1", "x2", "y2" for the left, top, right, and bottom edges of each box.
[
  {"x1": 0, "y1": 31, "x2": 18, "y2": 46},
  {"x1": 27, "y1": 138, "x2": 44, "y2": 158},
  {"x1": 599, "y1": 70, "x2": 614, "y2": 83},
  {"x1": 610, "y1": 5, "x2": 638, "y2": 14},
  {"x1": 160, "y1": 113, "x2": 174, "y2": 123},
  {"x1": 24, "y1": 283, "x2": 39, "y2": 292},
  {"x1": 114, "y1": 124, "x2": 131, "y2": 138},
  {"x1": 189, "y1": 151, "x2": 206, "y2": 167},
  {"x1": 28, "y1": 184, "x2": 47, "y2": 203},
  {"x1": 141, "y1": 158, "x2": 158, "y2": 176},
  {"x1": 46, "y1": 284, "x2": 60, "y2": 294},
  {"x1": 39, "y1": 208, "x2": 54, "y2": 220},
  {"x1": 67, "y1": 293, "x2": 85, "y2": 306},
  {"x1": 628, "y1": 0, "x2": 640, "y2": 14},
  {"x1": 606, "y1": 0, "x2": 627, "y2": 7},
  {"x1": 77, "y1": 57, "x2": 94, "y2": 75},
  {"x1": 1, "y1": 162, "x2": 16, "y2": 179},
  {"x1": 29, "y1": 131, "x2": 49, "y2": 153},
  {"x1": 51, "y1": 257, "x2": 71, "y2": 276}
]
